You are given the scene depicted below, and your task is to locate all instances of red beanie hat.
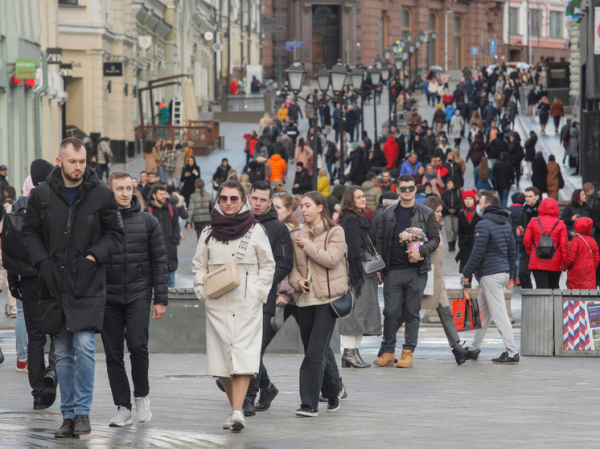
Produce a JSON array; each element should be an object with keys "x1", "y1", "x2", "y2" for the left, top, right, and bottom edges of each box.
[{"x1": 461, "y1": 189, "x2": 477, "y2": 203}]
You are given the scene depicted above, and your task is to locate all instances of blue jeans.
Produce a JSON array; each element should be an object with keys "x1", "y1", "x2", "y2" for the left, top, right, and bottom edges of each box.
[
  {"x1": 497, "y1": 188, "x2": 510, "y2": 209},
  {"x1": 54, "y1": 324, "x2": 96, "y2": 419},
  {"x1": 168, "y1": 271, "x2": 176, "y2": 288},
  {"x1": 16, "y1": 299, "x2": 28, "y2": 362}
]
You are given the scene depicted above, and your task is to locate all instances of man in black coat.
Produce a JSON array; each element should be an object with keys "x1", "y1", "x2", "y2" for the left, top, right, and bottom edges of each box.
[
  {"x1": 22, "y1": 137, "x2": 124, "y2": 438},
  {"x1": 242, "y1": 182, "x2": 293, "y2": 415},
  {"x1": 518, "y1": 187, "x2": 540, "y2": 289},
  {"x1": 374, "y1": 175, "x2": 440, "y2": 368},
  {"x1": 462, "y1": 191, "x2": 518, "y2": 364},
  {"x1": 492, "y1": 151, "x2": 515, "y2": 208},
  {"x1": 146, "y1": 184, "x2": 188, "y2": 288},
  {"x1": 347, "y1": 142, "x2": 369, "y2": 186},
  {"x1": 283, "y1": 119, "x2": 299, "y2": 146},
  {"x1": 6, "y1": 159, "x2": 57, "y2": 411},
  {"x1": 102, "y1": 171, "x2": 168, "y2": 427},
  {"x1": 292, "y1": 162, "x2": 311, "y2": 195},
  {"x1": 444, "y1": 151, "x2": 464, "y2": 189},
  {"x1": 287, "y1": 99, "x2": 303, "y2": 123}
]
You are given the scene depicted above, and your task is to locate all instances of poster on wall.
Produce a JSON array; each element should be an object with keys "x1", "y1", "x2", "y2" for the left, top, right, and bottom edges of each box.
[{"x1": 563, "y1": 301, "x2": 600, "y2": 350}]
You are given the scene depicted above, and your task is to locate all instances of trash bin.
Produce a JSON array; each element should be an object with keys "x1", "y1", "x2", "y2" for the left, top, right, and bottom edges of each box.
[{"x1": 520, "y1": 289, "x2": 555, "y2": 356}]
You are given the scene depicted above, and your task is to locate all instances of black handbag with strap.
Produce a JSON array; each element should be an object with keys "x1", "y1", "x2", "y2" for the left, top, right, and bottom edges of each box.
[{"x1": 323, "y1": 229, "x2": 354, "y2": 319}]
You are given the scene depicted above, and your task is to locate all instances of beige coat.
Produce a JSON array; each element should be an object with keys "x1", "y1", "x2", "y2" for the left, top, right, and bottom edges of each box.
[
  {"x1": 289, "y1": 223, "x2": 348, "y2": 307},
  {"x1": 144, "y1": 148, "x2": 161, "y2": 172},
  {"x1": 421, "y1": 242, "x2": 449, "y2": 310},
  {"x1": 192, "y1": 205, "x2": 275, "y2": 377}
]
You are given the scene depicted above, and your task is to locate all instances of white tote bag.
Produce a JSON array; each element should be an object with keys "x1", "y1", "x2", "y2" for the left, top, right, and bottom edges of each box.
[{"x1": 423, "y1": 264, "x2": 435, "y2": 296}]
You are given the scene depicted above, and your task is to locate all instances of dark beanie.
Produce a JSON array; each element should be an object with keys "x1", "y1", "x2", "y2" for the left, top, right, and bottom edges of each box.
[
  {"x1": 382, "y1": 191, "x2": 399, "y2": 200},
  {"x1": 30, "y1": 159, "x2": 54, "y2": 186}
]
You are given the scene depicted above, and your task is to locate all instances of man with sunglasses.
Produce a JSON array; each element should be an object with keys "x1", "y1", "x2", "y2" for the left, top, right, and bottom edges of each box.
[{"x1": 375, "y1": 175, "x2": 440, "y2": 369}]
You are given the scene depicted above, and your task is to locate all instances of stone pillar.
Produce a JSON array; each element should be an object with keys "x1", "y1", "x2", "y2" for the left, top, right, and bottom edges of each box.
[{"x1": 567, "y1": 18, "x2": 580, "y2": 118}]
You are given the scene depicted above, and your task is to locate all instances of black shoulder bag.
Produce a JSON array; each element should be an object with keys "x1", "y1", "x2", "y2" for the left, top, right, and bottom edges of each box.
[{"x1": 324, "y1": 229, "x2": 355, "y2": 319}]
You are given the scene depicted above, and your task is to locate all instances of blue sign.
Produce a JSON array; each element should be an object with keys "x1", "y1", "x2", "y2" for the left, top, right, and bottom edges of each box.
[
  {"x1": 471, "y1": 47, "x2": 479, "y2": 55},
  {"x1": 284, "y1": 41, "x2": 306, "y2": 51},
  {"x1": 489, "y1": 39, "x2": 497, "y2": 55}
]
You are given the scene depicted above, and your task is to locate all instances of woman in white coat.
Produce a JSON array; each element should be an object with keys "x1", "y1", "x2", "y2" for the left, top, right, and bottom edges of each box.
[
  {"x1": 192, "y1": 180, "x2": 275, "y2": 431},
  {"x1": 449, "y1": 110, "x2": 465, "y2": 149}
]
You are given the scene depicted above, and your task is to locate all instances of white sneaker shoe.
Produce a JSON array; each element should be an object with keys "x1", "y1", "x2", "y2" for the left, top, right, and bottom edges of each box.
[
  {"x1": 109, "y1": 406, "x2": 133, "y2": 427},
  {"x1": 230, "y1": 410, "x2": 245, "y2": 431},
  {"x1": 135, "y1": 396, "x2": 152, "y2": 423},
  {"x1": 223, "y1": 413, "x2": 232, "y2": 429}
]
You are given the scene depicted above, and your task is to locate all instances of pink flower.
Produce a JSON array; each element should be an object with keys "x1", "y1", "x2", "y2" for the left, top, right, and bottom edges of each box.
[{"x1": 401, "y1": 231, "x2": 409, "y2": 239}]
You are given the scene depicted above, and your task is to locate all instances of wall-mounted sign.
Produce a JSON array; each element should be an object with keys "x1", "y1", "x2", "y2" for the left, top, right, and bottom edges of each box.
[
  {"x1": 139, "y1": 36, "x2": 152, "y2": 50},
  {"x1": 59, "y1": 63, "x2": 73, "y2": 78},
  {"x1": 204, "y1": 31, "x2": 214, "y2": 41},
  {"x1": 103, "y1": 62, "x2": 123, "y2": 77},
  {"x1": 15, "y1": 59, "x2": 36, "y2": 79},
  {"x1": 47, "y1": 48, "x2": 63, "y2": 65},
  {"x1": 213, "y1": 42, "x2": 223, "y2": 52}
]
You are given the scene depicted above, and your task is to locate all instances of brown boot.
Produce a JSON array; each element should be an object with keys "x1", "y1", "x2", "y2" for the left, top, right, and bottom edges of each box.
[
  {"x1": 396, "y1": 349, "x2": 413, "y2": 368},
  {"x1": 373, "y1": 352, "x2": 395, "y2": 366}
]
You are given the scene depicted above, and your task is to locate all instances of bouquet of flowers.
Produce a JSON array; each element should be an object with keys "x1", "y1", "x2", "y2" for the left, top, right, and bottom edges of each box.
[{"x1": 399, "y1": 227, "x2": 428, "y2": 251}]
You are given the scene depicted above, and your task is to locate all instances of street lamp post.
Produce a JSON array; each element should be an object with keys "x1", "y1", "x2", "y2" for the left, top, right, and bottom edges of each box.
[
  {"x1": 380, "y1": 62, "x2": 391, "y2": 128},
  {"x1": 330, "y1": 60, "x2": 349, "y2": 178},
  {"x1": 408, "y1": 43, "x2": 415, "y2": 84},
  {"x1": 350, "y1": 66, "x2": 366, "y2": 136},
  {"x1": 392, "y1": 56, "x2": 403, "y2": 126},
  {"x1": 369, "y1": 66, "x2": 381, "y2": 142},
  {"x1": 286, "y1": 60, "x2": 320, "y2": 190},
  {"x1": 414, "y1": 40, "x2": 421, "y2": 77}
]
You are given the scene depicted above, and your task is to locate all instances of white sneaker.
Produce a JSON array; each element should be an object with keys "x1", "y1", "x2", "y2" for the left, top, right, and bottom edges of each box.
[
  {"x1": 135, "y1": 396, "x2": 152, "y2": 423},
  {"x1": 223, "y1": 413, "x2": 232, "y2": 429},
  {"x1": 230, "y1": 410, "x2": 245, "y2": 431},
  {"x1": 109, "y1": 406, "x2": 133, "y2": 427}
]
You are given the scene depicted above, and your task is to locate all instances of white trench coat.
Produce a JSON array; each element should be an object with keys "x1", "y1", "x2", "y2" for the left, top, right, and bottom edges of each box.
[{"x1": 192, "y1": 218, "x2": 275, "y2": 377}]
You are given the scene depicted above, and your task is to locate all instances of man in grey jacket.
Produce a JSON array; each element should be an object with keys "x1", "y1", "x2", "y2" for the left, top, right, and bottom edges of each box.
[
  {"x1": 375, "y1": 175, "x2": 440, "y2": 369},
  {"x1": 461, "y1": 190, "x2": 518, "y2": 364}
]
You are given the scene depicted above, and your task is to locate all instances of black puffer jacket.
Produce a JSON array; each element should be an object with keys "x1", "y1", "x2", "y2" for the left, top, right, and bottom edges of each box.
[
  {"x1": 22, "y1": 166, "x2": 124, "y2": 335},
  {"x1": 255, "y1": 206, "x2": 293, "y2": 315},
  {"x1": 463, "y1": 205, "x2": 516, "y2": 280},
  {"x1": 146, "y1": 198, "x2": 187, "y2": 272},
  {"x1": 106, "y1": 196, "x2": 168, "y2": 306},
  {"x1": 375, "y1": 201, "x2": 440, "y2": 276}
]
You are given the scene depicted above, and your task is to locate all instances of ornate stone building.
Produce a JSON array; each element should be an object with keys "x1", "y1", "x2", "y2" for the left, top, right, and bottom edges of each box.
[{"x1": 262, "y1": 0, "x2": 507, "y2": 79}]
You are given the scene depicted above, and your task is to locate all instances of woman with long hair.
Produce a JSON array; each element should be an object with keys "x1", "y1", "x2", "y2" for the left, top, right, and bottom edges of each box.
[
  {"x1": 456, "y1": 189, "x2": 482, "y2": 280},
  {"x1": 187, "y1": 178, "x2": 213, "y2": 239},
  {"x1": 524, "y1": 130, "x2": 538, "y2": 176},
  {"x1": 550, "y1": 96, "x2": 564, "y2": 134},
  {"x1": 537, "y1": 96, "x2": 551, "y2": 135},
  {"x1": 338, "y1": 186, "x2": 382, "y2": 368},
  {"x1": 474, "y1": 157, "x2": 493, "y2": 191},
  {"x1": 561, "y1": 188, "x2": 593, "y2": 239},
  {"x1": 180, "y1": 156, "x2": 200, "y2": 206},
  {"x1": 289, "y1": 192, "x2": 347, "y2": 416},
  {"x1": 294, "y1": 137, "x2": 314, "y2": 177},
  {"x1": 143, "y1": 140, "x2": 161, "y2": 173},
  {"x1": 422, "y1": 196, "x2": 480, "y2": 364},
  {"x1": 192, "y1": 180, "x2": 275, "y2": 431},
  {"x1": 531, "y1": 151, "x2": 548, "y2": 195}
]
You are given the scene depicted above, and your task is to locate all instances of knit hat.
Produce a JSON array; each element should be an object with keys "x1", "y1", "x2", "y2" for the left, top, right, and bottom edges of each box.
[
  {"x1": 30, "y1": 159, "x2": 54, "y2": 186},
  {"x1": 382, "y1": 191, "x2": 399, "y2": 201},
  {"x1": 461, "y1": 189, "x2": 477, "y2": 203}
]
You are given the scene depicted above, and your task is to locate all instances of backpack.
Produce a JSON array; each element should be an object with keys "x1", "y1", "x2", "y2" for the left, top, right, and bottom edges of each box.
[
  {"x1": 534, "y1": 218, "x2": 559, "y2": 259},
  {"x1": 147, "y1": 203, "x2": 174, "y2": 220},
  {"x1": 2, "y1": 183, "x2": 50, "y2": 277}
]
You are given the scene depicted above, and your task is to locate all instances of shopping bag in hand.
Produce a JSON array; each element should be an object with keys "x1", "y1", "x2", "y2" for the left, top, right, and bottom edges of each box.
[{"x1": 452, "y1": 290, "x2": 482, "y2": 332}]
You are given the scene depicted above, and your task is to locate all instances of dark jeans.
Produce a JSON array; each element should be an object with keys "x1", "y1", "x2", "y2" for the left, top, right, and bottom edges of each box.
[
  {"x1": 532, "y1": 270, "x2": 561, "y2": 289},
  {"x1": 380, "y1": 267, "x2": 428, "y2": 354},
  {"x1": 497, "y1": 188, "x2": 510, "y2": 209},
  {"x1": 553, "y1": 116, "x2": 561, "y2": 131},
  {"x1": 454, "y1": 138, "x2": 462, "y2": 148},
  {"x1": 298, "y1": 304, "x2": 341, "y2": 410},
  {"x1": 519, "y1": 252, "x2": 533, "y2": 289},
  {"x1": 99, "y1": 164, "x2": 110, "y2": 183},
  {"x1": 21, "y1": 276, "x2": 56, "y2": 398},
  {"x1": 101, "y1": 300, "x2": 151, "y2": 410},
  {"x1": 437, "y1": 305, "x2": 460, "y2": 347}
]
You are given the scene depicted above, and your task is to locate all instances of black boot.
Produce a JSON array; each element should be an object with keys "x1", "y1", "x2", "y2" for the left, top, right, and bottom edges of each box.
[
  {"x1": 452, "y1": 344, "x2": 468, "y2": 365},
  {"x1": 33, "y1": 396, "x2": 47, "y2": 410},
  {"x1": 242, "y1": 398, "x2": 255, "y2": 417},
  {"x1": 55, "y1": 419, "x2": 76, "y2": 438},
  {"x1": 73, "y1": 415, "x2": 90, "y2": 436},
  {"x1": 354, "y1": 348, "x2": 371, "y2": 368},
  {"x1": 255, "y1": 383, "x2": 279, "y2": 412},
  {"x1": 41, "y1": 370, "x2": 57, "y2": 408},
  {"x1": 341, "y1": 349, "x2": 369, "y2": 368},
  {"x1": 448, "y1": 241, "x2": 456, "y2": 252}
]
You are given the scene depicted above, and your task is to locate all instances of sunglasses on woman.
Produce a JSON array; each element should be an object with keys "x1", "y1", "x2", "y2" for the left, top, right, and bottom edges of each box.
[{"x1": 219, "y1": 195, "x2": 240, "y2": 204}]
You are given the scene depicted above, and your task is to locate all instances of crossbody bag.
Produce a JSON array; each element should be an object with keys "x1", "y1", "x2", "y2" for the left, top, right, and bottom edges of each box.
[
  {"x1": 323, "y1": 229, "x2": 355, "y2": 319},
  {"x1": 203, "y1": 225, "x2": 255, "y2": 299},
  {"x1": 362, "y1": 236, "x2": 385, "y2": 275}
]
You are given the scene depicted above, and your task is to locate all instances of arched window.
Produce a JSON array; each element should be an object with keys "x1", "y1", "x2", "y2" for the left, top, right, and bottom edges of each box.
[
  {"x1": 453, "y1": 16, "x2": 462, "y2": 70},
  {"x1": 380, "y1": 14, "x2": 389, "y2": 55},
  {"x1": 402, "y1": 10, "x2": 411, "y2": 40},
  {"x1": 428, "y1": 12, "x2": 437, "y2": 68}
]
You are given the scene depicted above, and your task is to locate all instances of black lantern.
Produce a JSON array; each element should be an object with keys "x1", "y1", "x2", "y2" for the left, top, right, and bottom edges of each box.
[
  {"x1": 286, "y1": 59, "x2": 307, "y2": 96},
  {"x1": 317, "y1": 65, "x2": 331, "y2": 93},
  {"x1": 330, "y1": 60, "x2": 348, "y2": 95},
  {"x1": 369, "y1": 67, "x2": 381, "y2": 86},
  {"x1": 395, "y1": 56, "x2": 403, "y2": 71},
  {"x1": 381, "y1": 64, "x2": 390, "y2": 82},
  {"x1": 374, "y1": 55, "x2": 383, "y2": 70},
  {"x1": 383, "y1": 47, "x2": 392, "y2": 61},
  {"x1": 350, "y1": 66, "x2": 365, "y2": 91}
]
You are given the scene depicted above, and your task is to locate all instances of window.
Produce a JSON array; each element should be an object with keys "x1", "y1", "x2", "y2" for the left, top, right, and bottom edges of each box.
[
  {"x1": 549, "y1": 11, "x2": 563, "y2": 38},
  {"x1": 59, "y1": 0, "x2": 78, "y2": 4},
  {"x1": 453, "y1": 16, "x2": 462, "y2": 70},
  {"x1": 427, "y1": 13, "x2": 437, "y2": 68},
  {"x1": 401, "y1": 10, "x2": 411, "y2": 40},
  {"x1": 509, "y1": 7, "x2": 519, "y2": 35},
  {"x1": 530, "y1": 9, "x2": 543, "y2": 38}
]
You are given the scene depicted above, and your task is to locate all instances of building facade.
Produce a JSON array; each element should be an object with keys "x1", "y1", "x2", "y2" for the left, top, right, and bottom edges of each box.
[
  {"x1": 504, "y1": 0, "x2": 570, "y2": 64},
  {"x1": 262, "y1": 0, "x2": 507, "y2": 80}
]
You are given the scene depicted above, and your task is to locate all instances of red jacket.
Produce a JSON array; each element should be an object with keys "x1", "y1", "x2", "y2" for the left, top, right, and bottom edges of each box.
[
  {"x1": 524, "y1": 198, "x2": 569, "y2": 272},
  {"x1": 563, "y1": 218, "x2": 599, "y2": 289},
  {"x1": 243, "y1": 134, "x2": 257, "y2": 157},
  {"x1": 442, "y1": 93, "x2": 454, "y2": 104},
  {"x1": 382, "y1": 137, "x2": 400, "y2": 169}
]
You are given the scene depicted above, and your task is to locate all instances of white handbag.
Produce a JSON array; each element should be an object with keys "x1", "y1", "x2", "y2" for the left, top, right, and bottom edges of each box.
[
  {"x1": 203, "y1": 225, "x2": 254, "y2": 299},
  {"x1": 423, "y1": 264, "x2": 435, "y2": 296}
]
